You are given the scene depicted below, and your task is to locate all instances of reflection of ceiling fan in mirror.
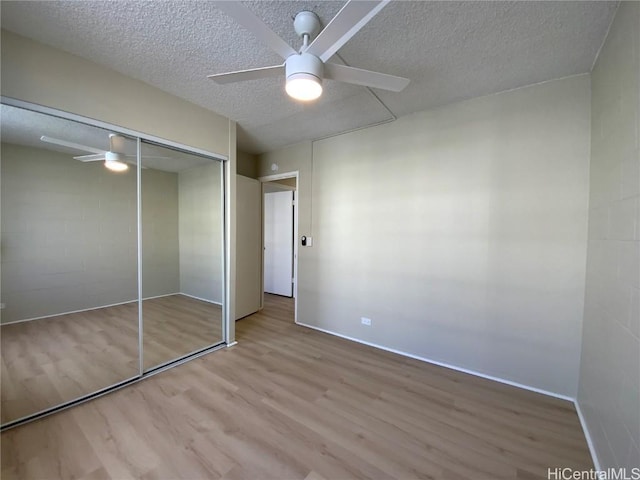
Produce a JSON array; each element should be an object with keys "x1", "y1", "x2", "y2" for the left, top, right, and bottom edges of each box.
[{"x1": 40, "y1": 134, "x2": 164, "y2": 172}]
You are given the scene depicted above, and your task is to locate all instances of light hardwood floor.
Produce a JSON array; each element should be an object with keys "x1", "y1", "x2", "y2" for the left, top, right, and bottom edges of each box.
[
  {"x1": 1, "y1": 295, "x2": 222, "y2": 424},
  {"x1": 1, "y1": 294, "x2": 592, "y2": 479}
]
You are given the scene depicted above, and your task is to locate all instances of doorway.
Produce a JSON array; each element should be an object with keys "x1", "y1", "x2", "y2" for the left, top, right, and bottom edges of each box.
[
  {"x1": 259, "y1": 172, "x2": 298, "y2": 322},
  {"x1": 264, "y1": 187, "x2": 294, "y2": 297}
]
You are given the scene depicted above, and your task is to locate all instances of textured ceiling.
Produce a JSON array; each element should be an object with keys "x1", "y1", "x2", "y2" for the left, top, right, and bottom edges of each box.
[{"x1": 1, "y1": 1, "x2": 617, "y2": 154}]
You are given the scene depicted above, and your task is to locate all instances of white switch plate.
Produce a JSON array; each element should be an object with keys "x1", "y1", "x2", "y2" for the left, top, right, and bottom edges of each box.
[{"x1": 361, "y1": 317, "x2": 371, "y2": 326}]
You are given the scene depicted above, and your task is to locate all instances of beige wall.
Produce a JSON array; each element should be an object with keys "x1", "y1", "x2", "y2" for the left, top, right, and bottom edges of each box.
[
  {"x1": 272, "y1": 177, "x2": 297, "y2": 188},
  {"x1": 259, "y1": 75, "x2": 591, "y2": 397},
  {"x1": 141, "y1": 168, "x2": 180, "y2": 299},
  {"x1": 178, "y1": 163, "x2": 224, "y2": 304},
  {"x1": 1, "y1": 142, "x2": 226, "y2": 322},
  {"x1": 578, "y1": 2, "x2": 640, "y2": 469},
  {"x1": 1, "y1": 143, "x2": 181, "y2": 323},
  {"x1": 237, "y1": 151, "x2": 258, "y2": 178}
]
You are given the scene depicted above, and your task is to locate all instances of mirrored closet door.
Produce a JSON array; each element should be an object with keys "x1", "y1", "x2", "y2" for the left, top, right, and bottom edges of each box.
[
  {"x1": 0, "y1": 105, "x2": 140, "y2": 424},
  {"x1": 1, "y1": 102, "x2": 226, "y2": 428},
  {"x1": 140, "y1": 141, "x2": 225, "y2": 371}
]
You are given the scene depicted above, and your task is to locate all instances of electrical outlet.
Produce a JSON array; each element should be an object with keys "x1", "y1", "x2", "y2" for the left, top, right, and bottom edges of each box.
[
  {"x1": 361, "y1": 317, "x2": 371, "y2": 326},
  {"x1": 0, "y1": 303, "x2": 5, "y2": 309}
]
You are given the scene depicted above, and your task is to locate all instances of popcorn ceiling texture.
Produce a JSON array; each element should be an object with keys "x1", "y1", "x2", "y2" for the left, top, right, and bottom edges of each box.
[{"x1": 0, "y1": 1, "x2": 617, "y2": 154}]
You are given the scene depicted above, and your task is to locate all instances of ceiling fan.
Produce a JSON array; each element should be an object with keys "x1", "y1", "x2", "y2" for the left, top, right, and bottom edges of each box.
[
  {"x1": 40, "y1": 133, "x2": 153, "y2": 172},
  {"x1": 208, "y1": 0, "x2": 410, "y2": 102}
]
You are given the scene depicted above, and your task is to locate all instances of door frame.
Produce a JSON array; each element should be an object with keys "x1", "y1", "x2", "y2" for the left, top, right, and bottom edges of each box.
[{"x1": 258, "y1": 171, "x2": 299, "y2": 323}]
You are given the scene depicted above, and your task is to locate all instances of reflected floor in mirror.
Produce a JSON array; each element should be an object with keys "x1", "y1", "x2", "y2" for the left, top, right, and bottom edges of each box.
[
  {"x1": 1, "y1": 295, "x2": 222, "y2": 424},
  {"x1": 142, "y1": 295, "x2": 223, "y2": 371}
]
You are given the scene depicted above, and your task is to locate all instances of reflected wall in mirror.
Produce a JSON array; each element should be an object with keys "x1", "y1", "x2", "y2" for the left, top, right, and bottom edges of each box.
[
  {"x1": 0, "y1": 105, "x2": 139, "y2": 424},
  {"x1": 140, "y1": 141, "x2": 224, "y2": 371}
]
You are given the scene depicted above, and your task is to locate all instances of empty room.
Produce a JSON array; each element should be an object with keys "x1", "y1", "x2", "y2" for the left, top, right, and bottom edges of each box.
[{"x1": 0, "y1": 1, "x2": 638, "y2": 479}]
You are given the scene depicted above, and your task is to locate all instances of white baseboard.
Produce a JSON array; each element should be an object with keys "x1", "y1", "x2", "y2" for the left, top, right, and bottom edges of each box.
[
  {"x1": 574, "y1": 400, "x2": 602, "y2": 470},
  {"x1": 143, "y1": 293, "x2": 180, "y2": 301},
  {"x1": 179, "y1": 292, "x2": 223, "y2": 306},
  {"x1": 1, "y1": 292, "x2": 222, "y2": 326},
  {"x1": 2, "y1": 298, "x2": 141, "y2": 325},
  {"x1": 295, "y1": 321, "x2": 574, "y2": 402}
]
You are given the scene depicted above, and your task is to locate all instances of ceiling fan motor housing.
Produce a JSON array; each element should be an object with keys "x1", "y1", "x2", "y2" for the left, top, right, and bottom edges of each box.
[
  {"x1": 285, "y1": 52, "x2": 323, "y2": 84},
  {"x1": 105, "y1": 151, "x2": 125, "y2": 162}
]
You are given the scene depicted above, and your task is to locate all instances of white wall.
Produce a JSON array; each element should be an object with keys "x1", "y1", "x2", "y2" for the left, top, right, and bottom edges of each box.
[
  {"x1": 179, "y1": 163, "x2": 223, "y2": 304},
  {"x1": 578, "y1": 2, "x2": 640, "y2": 469},
  {"x1": 259, "y1": 75, "x2": 591, "y2": 397}
]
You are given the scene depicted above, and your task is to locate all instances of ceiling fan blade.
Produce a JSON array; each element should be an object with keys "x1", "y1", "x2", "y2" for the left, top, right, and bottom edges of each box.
[
  {"x1": 40, "y1": 135, "x2": 105, "y2": 155},
  {"x1": 208, "y1": 64, "x2": 284, "y2": 84},
  {"x1": 74, "y1": 154, "x2": 106, "y2": 162},
  {"x1": 213, "y1": 1, "x2": 297, "y2": 60},
  {"x1": 75, "y1": 154, "x2": 146, "y2": 169},
  {"x1": 324, "y1": 63, "x2": 410, "y2": 92},
  {"x1": 124, "y1": 154, "x2": 172, "y2": 161},
  {"x1": 306, "y1": 0, "x2": 390, "y2": 63}
]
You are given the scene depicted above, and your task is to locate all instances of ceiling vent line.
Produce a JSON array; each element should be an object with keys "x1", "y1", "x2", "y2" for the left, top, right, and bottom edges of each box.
[
  {"x1": 308, "y1": 50, "x2": 399, "y2": 144},
  {"x1": 311, "y1": 116, "x2": 397, "y2": 145},
  {"x1": 333, "y1": 51, "x2": 398, "y2": 122}
]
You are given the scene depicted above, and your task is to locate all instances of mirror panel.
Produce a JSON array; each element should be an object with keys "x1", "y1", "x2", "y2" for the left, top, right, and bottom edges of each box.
[
  {"x1": 140, "y1": 141, "x2": 224, "y2": 371},
  {"x1": 0, "y1": 104, "x2": 139, "y2": 424}
]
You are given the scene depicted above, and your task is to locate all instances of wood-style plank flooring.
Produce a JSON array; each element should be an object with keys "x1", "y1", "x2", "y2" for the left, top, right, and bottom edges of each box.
[
  {"x1": 1, "y1": 294, "x2": 592, "y2": 479},
  {"x1": 142, "y1": 295, "x2": 223, "y2": 370},
  {"x1": 1, "y1": 295, "x2": 222, "y2": 424}
]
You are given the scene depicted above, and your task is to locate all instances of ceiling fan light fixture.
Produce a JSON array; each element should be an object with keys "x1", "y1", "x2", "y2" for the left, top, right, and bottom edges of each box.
[
  {"x1": 285, "y1": 52, "x2": 323, "y2": 102},
  {"x1": 104, "y1": 160, "x2": 129, "y2": 172},
  {"x1": 104, "y1": 151, "x2": 129, "y2": 172},
  {"x1": 286, "y1": 73, "x2": 323, "y2": 101}
]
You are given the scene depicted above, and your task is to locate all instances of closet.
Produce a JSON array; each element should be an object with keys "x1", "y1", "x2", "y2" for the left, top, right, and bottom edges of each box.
[{"x1": 0, "y1": 102, "x2": 226, "y2": 429}]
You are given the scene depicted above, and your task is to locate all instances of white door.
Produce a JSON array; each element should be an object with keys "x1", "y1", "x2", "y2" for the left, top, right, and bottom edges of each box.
[{"x1": 264, "y1": 190, "x2": 294, "y2": 297}]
